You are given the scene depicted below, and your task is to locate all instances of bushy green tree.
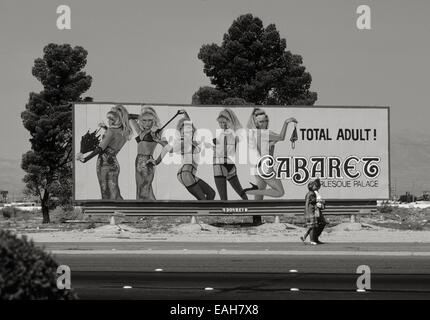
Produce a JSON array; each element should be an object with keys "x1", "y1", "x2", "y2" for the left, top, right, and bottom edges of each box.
[
  {"x1": 194, "y1": 13, "x2": 317, "y2": 105},
  {"x1": 21, "y1": 44, "x2": 92, "y2": 223}
]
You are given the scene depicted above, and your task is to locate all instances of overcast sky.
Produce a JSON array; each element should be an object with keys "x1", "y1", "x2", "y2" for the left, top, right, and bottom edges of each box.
[{"x1": 1, "y1": 0, "x2": 429, "y2": 195}]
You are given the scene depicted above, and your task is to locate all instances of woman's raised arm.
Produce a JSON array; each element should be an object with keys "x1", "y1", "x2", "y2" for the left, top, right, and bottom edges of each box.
[
  {"x1": 128, "y1": 113, "x2": 141, "y2": 135},
  {"x1": 269, "y1": 117, "x2": 298, "y2": 142}
]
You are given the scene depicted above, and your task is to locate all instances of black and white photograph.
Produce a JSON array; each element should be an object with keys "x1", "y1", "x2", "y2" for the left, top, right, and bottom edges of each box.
[{"x1": 0, "y1": 0, "x2": 429, "y2": 313}]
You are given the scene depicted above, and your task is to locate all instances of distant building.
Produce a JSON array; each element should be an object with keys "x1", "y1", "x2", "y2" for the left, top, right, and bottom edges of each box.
[
  {"x1": 399, "y1": 192, "x2": 416, "y2": 203},
  {"x1": 0, "y1": 190, "x2": 8, "y2": 203}
]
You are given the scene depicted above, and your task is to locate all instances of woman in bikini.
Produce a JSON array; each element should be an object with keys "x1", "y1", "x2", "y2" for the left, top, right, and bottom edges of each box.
[
  {"x1": 213, "y1": 108, "x2": 248, "y2": 200},
  {"x1": 244, "y1": 108, "x2": 298, "y2": 198},
  {"x1": 150, "y1": 110, "x2": 215, "y2": 200}
]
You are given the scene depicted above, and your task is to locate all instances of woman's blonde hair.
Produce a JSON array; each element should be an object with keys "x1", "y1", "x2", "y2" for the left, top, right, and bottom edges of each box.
[
  {"x1": 139, "y1": 106, "x2": 161, "y2": 131},
  {"x1": 246, "y1": 108, "x2": 268, "y2": 155},
  {"x1": 111, "y1": 104, "x2": 133, "y2": 140},
  {"x1": 247, "y1": 107, "x2": 267, "y2": 129},
  {"x1": 217, "y1": 108, "x2": 242, "y2": 131},
  {"x1": 176, "y1": 118, "x2": 196, "y2": 137}
]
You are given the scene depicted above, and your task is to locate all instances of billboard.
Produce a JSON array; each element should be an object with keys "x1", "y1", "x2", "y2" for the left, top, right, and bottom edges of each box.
[{"x1": 73, "y1": 103, "x2": 390, "y2": 201}]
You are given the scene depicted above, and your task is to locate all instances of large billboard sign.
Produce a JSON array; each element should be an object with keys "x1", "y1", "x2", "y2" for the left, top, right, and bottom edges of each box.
[{"x1": 73, "y1": 103, "x2": 390, "y2": 202}]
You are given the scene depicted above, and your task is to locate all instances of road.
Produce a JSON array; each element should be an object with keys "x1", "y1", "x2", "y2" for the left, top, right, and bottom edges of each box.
[{"x1": 37, "y1": 242, "x2": 430, "y2": 300}]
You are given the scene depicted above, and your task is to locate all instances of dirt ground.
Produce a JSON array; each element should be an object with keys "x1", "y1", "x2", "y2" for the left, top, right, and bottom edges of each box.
[
  {"x1": 1, "y1": 205, "x2": 430, "y2": 232},
  {"x1": 2, "y1": 205, "x2": 430, "y2": 243}
]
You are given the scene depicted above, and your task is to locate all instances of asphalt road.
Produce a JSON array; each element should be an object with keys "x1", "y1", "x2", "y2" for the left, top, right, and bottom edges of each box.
[
  {"x1": 38, "y1": 242, "x2": 430, "y2": 300},
  {"x1": 66, "y1": 270, "x2": 430, "y2": 300},
  {"x1": 39, "y1": 241, "x2": 430, "y2": 254}
]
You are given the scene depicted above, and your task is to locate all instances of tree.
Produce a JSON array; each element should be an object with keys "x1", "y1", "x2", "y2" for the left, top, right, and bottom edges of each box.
[
  {"x1": 21, "y1": 44, "x2": 92, "y2": 223},
  {"x1": 192, "y1": 87, "x2": 250, "y2": 105},
  {"x1": 192, "y1": 86, "x2": 228, "y2": 105},
  {"x1": 0, "y1": 230, "x2": 77, "y2": 299},
  {"x1": 193, "y1": 13, "x2": 317, "y2": 105}
]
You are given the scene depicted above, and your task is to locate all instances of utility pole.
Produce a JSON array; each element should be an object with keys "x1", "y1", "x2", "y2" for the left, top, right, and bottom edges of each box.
[{"x1": 391, "y1": 179, "x2": 397, "y2": 201}]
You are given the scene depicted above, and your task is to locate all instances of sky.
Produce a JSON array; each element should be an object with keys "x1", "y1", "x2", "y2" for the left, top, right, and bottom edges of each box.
[{"x1": 0, "y1": 0, "x2": 429, "y2": 196}]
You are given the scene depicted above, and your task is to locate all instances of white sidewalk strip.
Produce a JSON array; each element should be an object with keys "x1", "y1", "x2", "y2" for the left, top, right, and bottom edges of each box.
[{"x1": 50, "y1": 249, "x2": 430, "y2": 256}]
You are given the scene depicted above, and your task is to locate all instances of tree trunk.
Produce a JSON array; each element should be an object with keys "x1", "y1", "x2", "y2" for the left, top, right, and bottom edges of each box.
[{"x1": 41, "y1": 190, "x2": 50, "y2": 224}]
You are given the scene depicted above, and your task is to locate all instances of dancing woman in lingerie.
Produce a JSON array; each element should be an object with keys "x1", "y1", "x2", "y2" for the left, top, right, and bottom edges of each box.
[
  {"x1": 244, "y1": 108, "x2": 298, "y2": 198},
  {"x1": 213, "y1": 108, "x2": 248, "y2": 200},
  {"x1": 76, "y1": 105, "x2": 133, "y2": 200},
  {"x1": 150, "y1": 110, "x2": 215, "y2": 200}
]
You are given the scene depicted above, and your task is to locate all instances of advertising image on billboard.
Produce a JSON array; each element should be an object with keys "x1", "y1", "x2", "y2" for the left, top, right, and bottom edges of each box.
[{"x1": 73, "y1": 103, "x2": 390, "y2": 202}]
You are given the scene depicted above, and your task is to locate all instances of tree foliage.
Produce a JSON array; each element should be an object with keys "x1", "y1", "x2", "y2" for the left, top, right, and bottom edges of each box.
[
  {"x1": 21, "y1": 44, "x2": 92, "y2": 223},
  {"x1": 0, "y1": 229, "x2": 77, "y2": 299},
  {"x1": 194, "y1": 14, "x2": 317, "y2": 105},
  {"x1": 192, "y1": 86, "x2": 228, "y2": 105}
]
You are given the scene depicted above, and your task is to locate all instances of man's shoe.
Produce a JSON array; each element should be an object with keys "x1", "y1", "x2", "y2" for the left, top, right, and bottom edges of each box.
[{"x1": 310, "y1": 241, "x2": 318, "y2": 245}]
